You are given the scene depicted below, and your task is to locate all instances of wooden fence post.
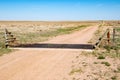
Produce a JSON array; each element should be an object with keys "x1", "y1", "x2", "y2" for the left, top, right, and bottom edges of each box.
[
  {"x1": 113, "y1": 28, "x2": 115, "y2": 43},
  {"x1": 4, "y1": 28, "x2": 9, "y2": 48},
  {"x1": 107, "y1": 29, "x2": 110, "y2": 45}
]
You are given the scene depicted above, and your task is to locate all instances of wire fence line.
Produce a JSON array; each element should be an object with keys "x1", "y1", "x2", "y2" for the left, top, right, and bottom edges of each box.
[{"x1": 94, "y1": 27, "x2": 120, "y2": 49}]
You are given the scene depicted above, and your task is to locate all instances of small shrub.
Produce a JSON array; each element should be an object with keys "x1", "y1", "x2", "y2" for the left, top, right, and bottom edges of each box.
[
  {"x1": 101, "y1": 62, "x2": 111, "y2": 66},
  {"x1": 69, "y1": 68, "x2": 82, "y2": 75},
  {"x1": 94, "y1": 62, "x2": 98, "y2": 64},
  {"x1": 111, "y1": 76, "x2": 117, "y2": 80},
  {"x1": 97, "y1": 55, "x2": 105, "y2": 59}
]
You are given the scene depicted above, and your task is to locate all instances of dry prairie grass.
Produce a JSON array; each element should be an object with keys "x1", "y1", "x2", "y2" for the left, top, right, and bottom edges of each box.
[{"x1": 0, "y1": 21, "x2": 98, "y2": 44}]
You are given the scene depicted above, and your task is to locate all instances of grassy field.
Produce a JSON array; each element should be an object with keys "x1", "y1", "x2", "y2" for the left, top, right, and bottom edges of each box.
[{"x1": 16, "y1": 25, "x2": 88, "y2": 44}]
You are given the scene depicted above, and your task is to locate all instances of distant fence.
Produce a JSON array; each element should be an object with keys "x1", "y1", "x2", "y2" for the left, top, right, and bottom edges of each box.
[{"x1": 94, "y1": 27, "x2": 120, "y2": 49}]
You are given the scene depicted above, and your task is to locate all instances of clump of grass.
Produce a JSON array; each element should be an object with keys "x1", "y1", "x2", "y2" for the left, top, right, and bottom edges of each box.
[
  {"x1": 114, "y1": 67, "x2": 120, "y2": 73},
  {"x1": 94, "y1": 62, "x2": 98, "y2": 64},
  {"x1": 76, "y1": 56, "x2": 79, "y2": 58},
  {"x1": 91, "y1": 51, "x2": 98, "y2": 57},
  {"x1": 101, "y1": 61, "x2": 111, "y2": 66},
  {"x1": 101, "y1": 46, "x2": 120, "y2": 58},
  {"x1": 104, "y1": 45, "x2": 111, "y2": 52},
  {"x1": 82, "y1": 49, "x2": 119, "y2": 59},
  {"x1": 69, "y1": 68, "x2": 83, "y2": 75},
  {"x1": 97, "y1": 55, "x2": 105, "y2": 59},
  {"x1": 0, "y1": 33, "x2": 12, "y2": 56},
  {"x1": 111, "y1": 76, "x2": 117, "y2": 80},
  {"x1": 81, "y1": 51, "x2": 96, "y2": 57},
  {"x1": 0, "y1": 42, "x2": 5, "y2": 48},
  {"x1": 117, "y1": 67, "x2": 120, "y2": 73},
  {"x1": 0, "y1": 48, "x2": 12, "y2": 56},
  {"x1": 116, "y1": 27, "x2": 120, "y2": 32}
]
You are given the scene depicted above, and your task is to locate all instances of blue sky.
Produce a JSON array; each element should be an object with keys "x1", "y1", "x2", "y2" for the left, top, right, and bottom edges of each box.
[{"x1": 0, "y1": 0, "x2": 120, "y2": 21}]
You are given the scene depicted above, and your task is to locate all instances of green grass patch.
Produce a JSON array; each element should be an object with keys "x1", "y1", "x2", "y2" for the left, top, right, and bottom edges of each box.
[
  {"x1": 0, "y1": 42, "x2": 5, "y2": 48},
  {"x1": 97, "y1": 55, "x2": 105, "y2": 59},
  {"x1": 40, "y1": 25, "x2": 87, "y2": 37},
  {"x1": 82, "y1": 50, "x2": 120, "y2": 59},
  {"x1": 111, "y1": 76, "x2": 117, "y2": 80},
  {"x1": 0, "y1": 35, "x2": 11, "y2": 56},
  {"x1": 116, "y1": 27, "x2": 120, "y2": 32},
  {"x1": 0, "y1": 48, "x2": 12, "y2": 56},
  {"x1": 101, "y1": 61, "x2": 111, "y2": 66},
  {"x1": 94, "y1": 62, "x2": 98, "y2": 64}
]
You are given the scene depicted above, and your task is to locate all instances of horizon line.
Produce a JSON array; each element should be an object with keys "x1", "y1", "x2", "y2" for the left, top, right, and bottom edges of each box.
[{"x1": 0, "y1": 20, "x2": 120, "y2": 22}]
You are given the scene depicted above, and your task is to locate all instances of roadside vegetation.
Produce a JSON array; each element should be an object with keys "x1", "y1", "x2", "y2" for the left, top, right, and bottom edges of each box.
[
  {"x1": 67, "y1": 50, "x2": 120, "y2": 80},
  {"x1": 0, "y1": 41, "x2": 12, "y2": 56},
  {"x1": 67, "y1": 23, "x2": 120, "y2": 80},
  {"x1": 0, "y1": 48, "x2": 12, "y2": 56},
  {"x1": 0, "y1": 31, "x2": 12, "y2": 56},
  {"x1": 14, "y1": 25, "x2": 88, "y2": 44}
]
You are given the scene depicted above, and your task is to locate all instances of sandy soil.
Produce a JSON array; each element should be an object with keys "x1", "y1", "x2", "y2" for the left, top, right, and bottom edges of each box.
[
  {"x1": 67, "y1": 52, "x2": 120, "y2": 80},
  {"x1": 0, "y1": 26, "x2": 98, "y2": 80}
]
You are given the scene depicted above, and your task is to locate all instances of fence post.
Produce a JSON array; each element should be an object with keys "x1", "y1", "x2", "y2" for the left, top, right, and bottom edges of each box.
[
  {"x1": 113, "y1": 28, "x2": 115, "y2": 43},
  {"x1": 4, "y1": 28, "x2": 9, "y2": 48},
  {"x1": 107, "y1": 29, "x2": 110, "y2": 45}
]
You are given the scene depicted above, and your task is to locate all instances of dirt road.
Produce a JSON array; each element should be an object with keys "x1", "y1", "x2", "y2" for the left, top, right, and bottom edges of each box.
[{"x1": 0, "y1": 26, "x2": 98, "y2": 80}]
